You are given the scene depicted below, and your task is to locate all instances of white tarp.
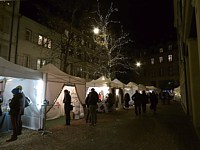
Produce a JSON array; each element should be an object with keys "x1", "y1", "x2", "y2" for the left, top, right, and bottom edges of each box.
[
  {"x1": 38, "y1": 64, "x2": 86, "y2": 120},
  {"x1": 0, "y1": 57, "x2": 44, "y2": 131}
]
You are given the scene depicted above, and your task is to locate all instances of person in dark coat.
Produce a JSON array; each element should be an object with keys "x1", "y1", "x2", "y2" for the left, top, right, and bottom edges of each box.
[
  {"x1": 141, "y1": 90, "x2": 148, "y2": 113},
  {"x1": 88, "y1": 88, "x2": 99, "y2": 126},
  {"x1": 131, "y1": 90, "x2": 142, "y2": 116},
  {"x1": 149, "y1": 91, "x2": 158, "y2": 113},
  {"x1": 63, "y1": 90, "x2": 71, "y2": 125},
  {"x1": 107, "y1": 93, "x2": 114, "y2": 112},
  {"x1": 16, "y1": 85, "x2": 25, "y2": 135},
  {"x1": 6, "y1": 88, "x2": 22, "y2": 142},
  {"x1": 85, "y1": 93, "x2": 91, "y2": 123},
  {"x1": 124, "y1": 93, "x2": 130, "y2": 109}
]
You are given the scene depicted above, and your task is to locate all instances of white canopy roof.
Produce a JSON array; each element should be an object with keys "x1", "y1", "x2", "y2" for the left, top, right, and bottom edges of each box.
[
  {"x1": 38, "y1": 63, "x2": 85, "y2": 84},
  {"x1": 112, "y1": 78, "x2": 125, "y2": 88},
  {"x1": 146, "y1": 86, "x2": 161, "y2": 93},
  {"x1": 125, "y1": 82, "x2": 138, "y2": 90},
  {"x1": 86, "y1": 76, "x2": 117, "y2": 87},
  {"x1": 0, "y1": 57, "x2": 42, "y2": 80},
  {"x1": 38, "y1": 63, "x2": 86, "y2": 104}
]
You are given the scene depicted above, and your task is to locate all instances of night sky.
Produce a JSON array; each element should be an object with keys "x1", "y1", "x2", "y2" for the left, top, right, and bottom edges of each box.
[
  {"x1": 114, "y1": 0, "x2": 176, "y2": 47},
  {"x1": 20, "y1": 0, "x2": 176, "y2": 48}
]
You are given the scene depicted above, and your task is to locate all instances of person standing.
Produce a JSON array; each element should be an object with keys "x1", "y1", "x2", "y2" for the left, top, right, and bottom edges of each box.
[
  {"x1": 124, "y1": 93, "x2": 130, "y2": 109},
  {"x1": 131, "y1": 90, "x2": 142, "y2": 116},
  {"x1": 141, "y1": 90, "x2": 148, "y2": 113},
  {"x1": 16, "y1": 85, "x2": 25, "y2": 135},
  {"x1": 63, "y1": 90, "x2": 71, "y2": 126},
  {"x1": 88, "y1": 88, "x2": 99, "y2": 126},
  {"x1": 85, "y1": 93, "x2": 90, "y2": 123},
  {"x1": 149, "y1": 91, "x2": 158, "y2": 114},
  {"x1": 6, "y1": 88, "x2": 22, "y2": 142}
]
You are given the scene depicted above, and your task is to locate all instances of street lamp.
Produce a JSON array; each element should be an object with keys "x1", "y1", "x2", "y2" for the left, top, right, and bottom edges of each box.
[
  {"x1": 136, "y1": 61, "x2": 141, "y2": 67},
  {"x1": 93, "y1": 27, "x2": 100, "y2": 35}
]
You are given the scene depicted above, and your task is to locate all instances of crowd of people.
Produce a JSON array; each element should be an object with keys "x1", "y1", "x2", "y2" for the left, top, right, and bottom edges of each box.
[
  {"x1": 3, "y1": 85, "x2": 171, "y2": 143},
  {"x1": 124, "y1": 90, "x2": 159, "y2": 116}
]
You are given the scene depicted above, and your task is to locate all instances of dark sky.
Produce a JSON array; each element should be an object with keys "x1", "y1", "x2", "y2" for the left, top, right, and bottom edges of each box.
[
  {"x1": 114, "y1": 0, "x2": 176, "y2": 47},
  {"x1": 20, "y1": 0, "x2": 176, "y2": 48}
]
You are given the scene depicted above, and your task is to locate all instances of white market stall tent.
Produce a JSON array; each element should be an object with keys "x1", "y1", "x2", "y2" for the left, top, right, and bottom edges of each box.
[
  {"x1": 38, "y1": 64, "x2": 86, "y2": 120},
  {"x1": 112, "y1": 78, "x2": 126, "y2": 88},
  {"x1": 124, "y1": 82, "x2": 138, "y2": 97},
  {"x1": 86, "y1": 76, "x2": 117, "y2": 88},
  {"x1": 174, "y1": 86, "x2": 181, "y2": 101},
  {"x1": 112, "y1": 78, "x2": 126, "y2": 109},
  {"x1": 0, "y1": 57, "x2": 44, "y2": 131},
  {"x1": 86, "y1": 76, "x2": 122, "y2": 112},
  {"x1": 146, "y1": 86, "x2": 161, "y2": 94}
]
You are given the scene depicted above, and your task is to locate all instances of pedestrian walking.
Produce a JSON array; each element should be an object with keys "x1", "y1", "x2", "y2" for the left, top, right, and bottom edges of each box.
[
  {"x1": 88, "y1": 88, "x2": 99, "y2": 126},
  {"x1": 141, "y1": 90, "x2": 148, "y2": 113},
  {"x1": 63, "y1": 90, "x2": 71, "y2": 126},
  {"x1": 131, "y1": 90, "x2": 142, "y2": 116},
  {"x1": 6, "y1": 88, "x2": 22, "y2": 142},
  {"x1": 149, "y1": 91, "x2": 158, "y2": 114}
]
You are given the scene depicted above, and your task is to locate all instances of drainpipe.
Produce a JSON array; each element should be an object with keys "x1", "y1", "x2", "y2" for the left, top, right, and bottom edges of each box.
[
  {"x1": 15, "y1": 14, "x2": 20, "y2": 64},
  {"x1": 8, "y1": 1, "x2": 15, "y2": 61}
]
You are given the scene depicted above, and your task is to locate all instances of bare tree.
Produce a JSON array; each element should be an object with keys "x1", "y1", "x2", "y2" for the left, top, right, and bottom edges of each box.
[{"x1": 82, "y1": 0, "x2": 134, "y2": 79}]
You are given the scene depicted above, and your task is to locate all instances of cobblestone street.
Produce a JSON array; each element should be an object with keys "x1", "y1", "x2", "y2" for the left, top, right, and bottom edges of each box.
[{"x1": 0, "y1": 101, "x2": 200, "y2": 150}]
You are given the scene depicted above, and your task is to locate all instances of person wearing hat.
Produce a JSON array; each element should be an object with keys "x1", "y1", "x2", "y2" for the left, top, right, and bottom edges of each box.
[
  {"x1": 6, "y1": 88, "x2": 22, "y2": 142},
  {"x1": 16, "y1": 85, "x2": 26, "y2": 135}
]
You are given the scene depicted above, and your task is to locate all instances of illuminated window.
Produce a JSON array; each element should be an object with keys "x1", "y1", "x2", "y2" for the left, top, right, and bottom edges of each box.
[
  {"x1": 159, "y1": 48, "x2": 163, "y2": 53},
  {"x1": 151, "y1": 58, "x2": 154, "y2": 64},
  {"x1": 36, "y1": 59, "x2": 41, "y2": 69},
  {"x1": 36, "y1": 58, "x2": 46, "y2": 69},
  {"x1": 159, "y1": 57, "x2": 163, "y2": 63},
  {"x1": 168, "y1": 55, "x2": 173, "y2": 62},
  {"x1": 38, "y1": 35, "x2": 43, "y2": 45},
  {"x1": 43, "y1": 37, "x2": 47, "y2": 47}
]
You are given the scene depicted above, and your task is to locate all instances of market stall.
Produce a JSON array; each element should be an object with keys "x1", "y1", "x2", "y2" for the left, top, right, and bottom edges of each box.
[
  {"x1": 86, "y1": 76, "x2": 119, "y2": 112},
  {"x1": 124, "y1": 82, "x2": 138, "y2": 97},
  {"x1": 38, "y1": 64, "x2": 86, "y2": 120},
  {"x1": 0, "y1": 57, "x2": 44, "y2": 132}
]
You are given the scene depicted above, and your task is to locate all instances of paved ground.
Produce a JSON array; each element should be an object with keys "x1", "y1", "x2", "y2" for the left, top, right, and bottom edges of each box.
[{"x1": 0, "y1": 101, "x2": 200, "y2": 150}]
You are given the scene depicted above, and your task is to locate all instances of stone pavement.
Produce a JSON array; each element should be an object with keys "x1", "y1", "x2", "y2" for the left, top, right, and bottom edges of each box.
[{"x1": 0, "y1": 100, "x2": 200, "y2": 150}]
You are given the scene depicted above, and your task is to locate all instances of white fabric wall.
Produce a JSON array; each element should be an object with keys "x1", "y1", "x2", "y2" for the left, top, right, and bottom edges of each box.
[
  {"x1": 46, "y1": 85, "x2": 84, "y2": 120},
  {"x1": 2, "y1": 78, "x2": 44, "y2": 130}
]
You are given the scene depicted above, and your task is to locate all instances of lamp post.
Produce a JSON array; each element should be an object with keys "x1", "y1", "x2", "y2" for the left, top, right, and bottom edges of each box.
[
  {"x1": 93, "y1": 27, "x2": 100, "y2": 35},
  {"x1": 136, "y1": 61, "x2": 141, "y2": 68}
]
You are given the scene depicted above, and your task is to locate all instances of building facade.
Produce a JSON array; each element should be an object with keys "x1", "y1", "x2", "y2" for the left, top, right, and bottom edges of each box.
[
  {"x1": 133, "y1": 41, "x2": 179, "y2": 90},
  {"x1": 174, "y1": 0, "x2": 200, "y2": 138},
  {"x1": 0, "y1": 1, "x2": 104, "y2": 81}
]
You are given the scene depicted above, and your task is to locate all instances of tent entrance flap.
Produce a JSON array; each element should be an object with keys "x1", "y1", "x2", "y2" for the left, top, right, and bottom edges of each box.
[{"x1": 46, "y1": 85, "x2": 84, "y2": 120}]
